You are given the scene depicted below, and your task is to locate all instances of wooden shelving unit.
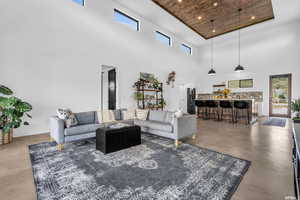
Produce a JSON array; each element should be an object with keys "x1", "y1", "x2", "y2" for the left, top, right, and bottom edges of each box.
[{"x1": 135, "y1": 79, "x2": 164, "y2": 110}]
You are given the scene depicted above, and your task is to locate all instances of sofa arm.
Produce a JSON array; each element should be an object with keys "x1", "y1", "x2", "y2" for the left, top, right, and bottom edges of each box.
[
  {"x1": 173, "y1": 114, "x2": 197, "y2": 139},
  {"x1": 50, "y1": 116, "x2": 65, "y2": 144}
]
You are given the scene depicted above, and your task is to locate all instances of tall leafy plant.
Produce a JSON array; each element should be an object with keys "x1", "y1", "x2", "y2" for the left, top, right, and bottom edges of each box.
[
  {"x1": 0, "y1": 85, "x2": 32, "y2": 134},
  {"x1": 292, "y1": 98, "x2": 300, "y2": 119}
]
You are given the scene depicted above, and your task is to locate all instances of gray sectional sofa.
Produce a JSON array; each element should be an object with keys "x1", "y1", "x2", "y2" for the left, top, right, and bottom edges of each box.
[{"x1": 50, "y1": 109, "x2": 197, "y2": 150}]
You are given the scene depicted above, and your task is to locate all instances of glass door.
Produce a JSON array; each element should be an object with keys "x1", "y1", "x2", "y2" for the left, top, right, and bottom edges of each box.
[{"x1": 269, "y1": 74, "x2": 292, "y2": 118}]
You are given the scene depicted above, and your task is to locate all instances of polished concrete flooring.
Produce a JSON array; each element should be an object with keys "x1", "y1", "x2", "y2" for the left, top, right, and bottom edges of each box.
[{"x1": 0, "y1": 118, "x2": 294, "y2": 200}]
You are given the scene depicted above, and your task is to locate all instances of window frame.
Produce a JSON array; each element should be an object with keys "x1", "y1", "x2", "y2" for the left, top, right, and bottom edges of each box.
[
  {"x1": 228, "y1": 79, "x2": 254, "y2": 89},
  {"x1": 240, "y1": 79, "x2": 254, "y2": 88},
  {"x1": 181, "y1": 43, "x2": 192, "y2": 55},
  {"x1": 155, "y1": 31, "x2": 171, "y2": 46},
  {"x1": 114, "y1": 9, "x2": 140, "y2": 31}
]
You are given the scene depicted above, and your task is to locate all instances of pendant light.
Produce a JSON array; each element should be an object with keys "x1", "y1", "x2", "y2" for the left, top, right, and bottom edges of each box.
[
  {"x1": 208, "y1": 19, "x2": 216, "y2": 76},
  {"x1": 235, "y1": 8, "x2": 245, "y2": 73}
]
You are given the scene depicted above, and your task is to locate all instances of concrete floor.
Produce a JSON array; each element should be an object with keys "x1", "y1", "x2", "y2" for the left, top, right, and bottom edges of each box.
[{"x1": 0, "y1": 118, "x2": 295, "y2": 200}]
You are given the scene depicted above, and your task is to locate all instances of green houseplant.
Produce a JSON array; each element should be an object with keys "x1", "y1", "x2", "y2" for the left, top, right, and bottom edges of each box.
[
  {"x1": 291, "y1": 98, "x2": 300, "y2": 123},
  {"x1": 0, "y1": 85, "x2": 32, "y2": 145}
]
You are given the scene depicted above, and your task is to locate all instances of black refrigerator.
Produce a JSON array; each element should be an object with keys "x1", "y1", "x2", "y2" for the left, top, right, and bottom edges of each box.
[{"x1": 187, "y1": 88, "x2": 196, "y2": 114}]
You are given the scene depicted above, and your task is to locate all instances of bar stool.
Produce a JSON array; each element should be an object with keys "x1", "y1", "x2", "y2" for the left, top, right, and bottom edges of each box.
[
  {"x1": 234, "y1": 101, "x2": 250, "y2": 124},
  {"x1": 195, "y1": 100, "x2": 207, "y2": 119},
  {"x1": 205, "y1": 100, "x2": 219, "y2": 120},
  {"x1": 219, "y1": 101, "x2": 234, "y2": 122}
]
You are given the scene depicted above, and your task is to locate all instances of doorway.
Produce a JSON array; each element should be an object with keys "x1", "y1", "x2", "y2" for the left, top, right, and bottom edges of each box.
[
  {"x1": 269, "y1": 74, "x2": 292, "y2": 118},
  {"x1": 101, "y1": 66, "x2": 117, "y2": 110}
]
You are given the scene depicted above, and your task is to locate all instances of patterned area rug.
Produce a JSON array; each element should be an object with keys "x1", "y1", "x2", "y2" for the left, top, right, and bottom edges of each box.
[
  {"x1": 262, "y1": 118, "x2": 287, "y2": 127},
  {"x1": 29, "y1": 134, "x2": 251, "y2": 200}
]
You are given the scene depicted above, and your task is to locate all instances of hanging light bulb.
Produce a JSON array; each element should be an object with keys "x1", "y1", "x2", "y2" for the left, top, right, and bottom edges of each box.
[
  {"x1": 234, "y1": 8, "x2": 245, "y2": 73},
  {"x1": 208, "y1": 19, "x2": 216, "y2": 76}
]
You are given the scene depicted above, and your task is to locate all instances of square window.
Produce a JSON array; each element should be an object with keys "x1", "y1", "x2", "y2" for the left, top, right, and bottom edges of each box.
[
  {"x1": 240, "y1": 79, "x2": 253, "y2": 88},
  {"x1": 181, "y1": 44, "x2": 192, "y2": 55},
  {"x1": 155, "y1": 31, "x2": 171, "y2": 46},
  {"x1": 114, "y1": 9, "x2": 139, "y2": 31},
  {"x1": 72, "y1": 0, "x2": 84, "y2": 6}
]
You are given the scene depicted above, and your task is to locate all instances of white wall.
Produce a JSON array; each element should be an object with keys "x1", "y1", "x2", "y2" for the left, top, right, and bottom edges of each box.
[
  {"x1": 197, "y1": 20, "x2": 300, "y2": 116},
  {"x1": 0, "y1": 0, "x2": 202, "y2": 136}
]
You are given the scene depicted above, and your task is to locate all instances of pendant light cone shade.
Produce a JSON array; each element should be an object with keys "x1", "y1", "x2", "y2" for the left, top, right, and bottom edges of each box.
[
  {"x1": 208, "y1": 68, "x2": 216, "y2": 75},
  {"x1": 208, "y1": 19, "x2": 216, "y2": 76},
  {"x1": 235, "y1": 8, "x2": 245, "y2": 72},
  {"x1": 235, "y1": 65, "x2": 244, "y2": 72}
]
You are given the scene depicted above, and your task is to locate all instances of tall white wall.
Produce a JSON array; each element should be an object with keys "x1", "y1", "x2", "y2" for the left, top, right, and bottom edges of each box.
[
  {"x1": 197, "y1": 20, "x2": 300, "y2": 116},
  {"x1": 0, "y1": 0, "x2": 203, "y2": 136}
]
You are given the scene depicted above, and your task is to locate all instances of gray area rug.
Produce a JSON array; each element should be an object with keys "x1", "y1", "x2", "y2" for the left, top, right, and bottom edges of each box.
[
  {"x1": 263, "y1": 118, "x2": 287, "y2": 127},
  {"x1": 29, "y1": 134, "x2": 251, "y2": 200}
]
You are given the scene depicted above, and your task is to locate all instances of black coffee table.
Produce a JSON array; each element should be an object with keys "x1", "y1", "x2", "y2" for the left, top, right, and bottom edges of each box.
[{"x1": 96, "y1": 125, "x2": 141, "y2": 154}]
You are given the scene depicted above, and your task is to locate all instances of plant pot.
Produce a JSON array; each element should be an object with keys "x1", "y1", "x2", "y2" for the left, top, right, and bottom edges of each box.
[{"x1": 0, "y1": 129, "x2": 13, "y2": 145}]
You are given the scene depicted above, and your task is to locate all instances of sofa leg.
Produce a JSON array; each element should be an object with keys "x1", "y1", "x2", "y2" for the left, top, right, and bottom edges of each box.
[
  {"x1": 56, "y1": 144, "x2": 63, "y2": 151},
  {"x1": 175, "y1": 140, "x2": 182, "y2": 148},
  {"x1": 192, "y1": 133, "x2": 197, "y2": 140}
]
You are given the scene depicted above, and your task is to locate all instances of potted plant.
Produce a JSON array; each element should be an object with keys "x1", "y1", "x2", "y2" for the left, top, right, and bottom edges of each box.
[
  {"x1": 133, "y1": 92, "x2": 143, "y2": 101},
  {"x1": 292, "y1": 99, "x2": 300, "y2": 123},
  {"x1": 0, "y1": 85, "x2": 32, "y2": 145}
]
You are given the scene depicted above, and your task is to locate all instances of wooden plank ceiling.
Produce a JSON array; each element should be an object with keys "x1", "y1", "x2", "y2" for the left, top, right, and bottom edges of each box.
[{"x1": 152, "y1": 0, "x2": 274, "y2": 39}]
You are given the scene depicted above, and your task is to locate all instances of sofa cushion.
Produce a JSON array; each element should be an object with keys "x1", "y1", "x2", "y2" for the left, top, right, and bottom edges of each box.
[
  {"x1": 119, "y1": 119, "x2": 134, "y2": 126},
  {"x1": 75, "y1": 111, "x2": 95, "y2": 125},
  {"x1": 65, "y1": 124, "x2": 104, "y2": 136},
  {"x1": 148, "y1": 111, "x2": 166, "y2": 122},
  {"x1": 134, "y1": 120, "x2": 173, "y2": 133},
  {"x1": 165, "y1": 111, "x2": 175, "y2": 124}
]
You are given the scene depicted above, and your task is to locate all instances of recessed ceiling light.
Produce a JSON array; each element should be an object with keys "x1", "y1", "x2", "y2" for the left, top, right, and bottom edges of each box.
[
  {"x1": 251, "y1": 16, "x2": 256, "y2": 20},
  {"x1": 213, "y1": 2, "x2": 218, "y2": 6},
  {"x1": 197, "y1": 16, "x2": 202, "y2": 20},
  {"x1": 178, "y1": 0, "x2": 182, "y2": 3}
]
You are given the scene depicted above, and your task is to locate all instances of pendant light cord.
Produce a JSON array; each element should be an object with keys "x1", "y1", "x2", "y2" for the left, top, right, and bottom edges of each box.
[
  {"x1": 211, "y1": 35, "x2": 214, "y2": 68},
  {"x1": 238, "y1": 9, "x2": 241, "y2": 65},
  {"x1": 211, "y1": 20, "x2": 214, "y2": 68}
]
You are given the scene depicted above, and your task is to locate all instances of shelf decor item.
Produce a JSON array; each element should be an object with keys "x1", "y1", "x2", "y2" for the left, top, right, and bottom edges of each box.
[
  {"x1": 0, "y1": 85, "x2": 32, "y2": 145},
  {"x1": 133, "y1": 75, "x2": 165, "y2": 110},
  {"x1": 292, "y1": 99, "x2": 300, "y2": 123},
  {"x1": 223, "y1": 88, "x2": 231, "y2": 99}
]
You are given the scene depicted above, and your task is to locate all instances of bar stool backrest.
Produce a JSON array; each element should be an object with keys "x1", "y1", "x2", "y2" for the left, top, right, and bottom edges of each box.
[
  {"x1": 195, "y1": 100, "x2": 206, "y2": 107},
  {"x1": 220, "y1": 101, "x2": 232, "y2": 108},
  {"x1": 234, "y1": 101, "x2": 249, "y2": 109},
  {"x1": 205, "y1": 100, "x2": 218, "y2": 108}
]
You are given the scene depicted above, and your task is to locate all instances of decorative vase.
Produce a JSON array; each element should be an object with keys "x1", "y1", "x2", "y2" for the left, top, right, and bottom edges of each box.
[{"x1": 0, "y1": 129, "x2": 13, "y2": 145}]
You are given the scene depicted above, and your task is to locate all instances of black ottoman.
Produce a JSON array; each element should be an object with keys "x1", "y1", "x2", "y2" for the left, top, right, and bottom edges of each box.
[{"x1": 96, "y1": 126, "x2": 141, "y2": 154}]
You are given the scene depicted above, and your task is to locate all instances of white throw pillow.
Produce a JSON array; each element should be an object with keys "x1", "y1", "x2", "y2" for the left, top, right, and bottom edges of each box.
[
  {"x1": 97, "y1": 110, "x2": 103, "y2": 123},
  {"x1": 136, "y1": 109, "x2": 149, "y2": 120},
  {"x1": 57, "y1": 108, "x2": 78, "y2": 128},
  {"x1": 122, "y1": 109, "x2": 136, "y2": 120},
  {"x1": 101, "y1": 110, "x2": 116, "y2": 123}
]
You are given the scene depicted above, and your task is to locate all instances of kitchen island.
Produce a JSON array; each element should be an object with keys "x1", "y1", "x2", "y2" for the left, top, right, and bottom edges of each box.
[{"x1": 194, "y1": 99, "x2": 261, "y2": 124}]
